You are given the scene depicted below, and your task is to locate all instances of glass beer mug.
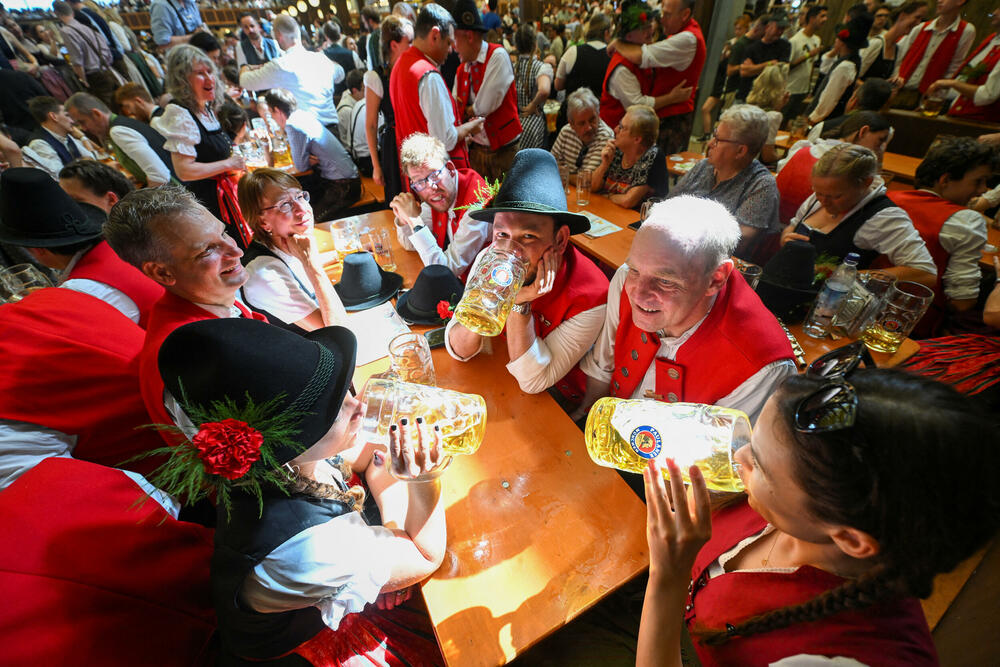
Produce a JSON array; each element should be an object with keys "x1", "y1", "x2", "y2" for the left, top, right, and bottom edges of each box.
[{"x1": 452, "y1": 243, "x2": 526, "y2": 337}]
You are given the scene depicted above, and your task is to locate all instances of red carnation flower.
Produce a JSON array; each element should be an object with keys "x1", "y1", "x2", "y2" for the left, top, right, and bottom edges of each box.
[
  {"x1": 192, "y1": 419, "x2": 264, "y2": 480},
  {"x1": 437, "y1": 300, "x2": 454, "y2": 319},
  {"x1": 639, "y1": 11, "x2": 647, "y2": 22},
  {"x1": 838, "y1": 28, "x2": 850, "y2": 40}
]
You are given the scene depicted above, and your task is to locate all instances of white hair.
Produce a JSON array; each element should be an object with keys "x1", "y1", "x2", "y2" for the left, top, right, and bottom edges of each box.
[
  {"x1": 719, "y1": 104, "x2": 770, "y2": 158},
  {"x1": 273, "y1": 15, "x2": 301, "y2": 43},
  {"x1": 566, "y1": 87, "x2": 599, "y2": 118},
  {"x1": 639, "y1": 195, "x2": 741, "y2": 274}
]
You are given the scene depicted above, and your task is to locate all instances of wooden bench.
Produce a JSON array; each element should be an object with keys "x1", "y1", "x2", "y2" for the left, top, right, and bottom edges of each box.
[{"x1": 347, "y1": 176, "x2": 387, "y2": 214}]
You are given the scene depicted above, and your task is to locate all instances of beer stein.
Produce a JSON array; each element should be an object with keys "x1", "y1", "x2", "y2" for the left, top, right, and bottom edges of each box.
[{"x1": 452, "y1": 243, "x2": 526, "y2": 336}]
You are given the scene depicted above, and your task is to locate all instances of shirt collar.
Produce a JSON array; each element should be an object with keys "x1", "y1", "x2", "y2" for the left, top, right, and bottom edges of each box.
[
  {"x1": 476, "y1": 39, "x2": 489, "y2": 64},
  {"x1": 58, "y1": 247, "x2": 89, "y2": 283},
  {"x1": 925, "y1": 15, "x2": 962, "y2": 34}
]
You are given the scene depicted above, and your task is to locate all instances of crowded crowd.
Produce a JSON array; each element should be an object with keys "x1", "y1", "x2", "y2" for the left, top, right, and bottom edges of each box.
[{"x1": 1, "y1": 0, "x2": 999, "y2": 664}]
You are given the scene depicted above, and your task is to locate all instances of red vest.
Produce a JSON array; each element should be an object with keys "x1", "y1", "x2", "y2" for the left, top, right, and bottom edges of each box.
[
  {"x1": 0, "y1": 457, "x2": 216, "y2": 666},
  {"x1": 600, "y1": 53, "x2": 651, "y2": 129},
  {"x1": 649, "y1": 19, "x2": 706, "y2": 118},
  {"x1": 140, "y1": 292, "x2": 266, "y2": 442},
  {"x1": 431, "y1": 167, "x2": 488, "y2": 250},
  {"x1": 898, "y1": 20, "x2": 970, "y2": 93},
  {"x1": 775, "y1": 143, "x2": 823, "y2": 225},
  {"x1": 67, "y1": 240, "x2": 166, "y2": 329},
  {"x1": 454, "y1": 42, "x2": 522, "y2": 150},
  {"x1": 0, "y1": 288, "x2": 165, "y2": 476},
  {"x1": 948, "y1": 33, "x2": 1000, "y2": 121},
  {"x1": 686, "y1": 500, "x2": 938, "y2": 666},
  {"x1": 390, "y1": 45, "x2": 470, "y2": 172},
  {"x1": 610, "y1": 272, "x2": 793, "y2": 403}
]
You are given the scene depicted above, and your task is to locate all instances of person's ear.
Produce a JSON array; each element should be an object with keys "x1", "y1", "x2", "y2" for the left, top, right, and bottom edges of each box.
[
  {"x1": 142, "y1": 260, "x2": 176, "y2": 287},
  {"x1": 828, "y1": 525, "x2": 881, "y2": 560},
  {"x1": 554, "y1": 223, "x2": 570, "y2": 253},
  {"x1": 707, "y1": 260, "x2": 732, "y2": 294},
  {"x1": 105, "y1": 191, "x2": 120, "y2": 209}
]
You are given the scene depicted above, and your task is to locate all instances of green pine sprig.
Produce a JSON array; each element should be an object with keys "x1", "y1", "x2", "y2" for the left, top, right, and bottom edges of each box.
[{"x1": 453, "y1": 178, "x2": 502, "y2": 214}]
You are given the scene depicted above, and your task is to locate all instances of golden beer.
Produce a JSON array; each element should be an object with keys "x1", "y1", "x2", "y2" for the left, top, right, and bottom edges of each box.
[
  {"x1": 584, "y1": 398, "x2": 751, "y2": 493},
  {"x1": 453, "y1": 245, "x2": 526, "y2": 336},
  {"x1": 271, "y1": 144, "x2": 294, "y2": 169},
  {"x1": 920, "y1": 97, "x2": 945, "y2": 117},
  {"x1": 860, "y1": 322, "x2": 904, "y2": 354}
]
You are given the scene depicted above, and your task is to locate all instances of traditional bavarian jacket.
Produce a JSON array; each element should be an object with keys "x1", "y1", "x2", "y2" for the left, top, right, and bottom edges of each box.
[
  {"x1": 453, "y1": 41, "x2": 522, "y2": 151},
  {"x1": 390, "y1": 45, "x2": 469, "y2": 171},
  {"x1": 897, "y1": 17, "x2": 973, "y2": 93},
  {"x1": 686, "y1": 500, "x2": 939, "y2": 666},
  {"x1": 65, "y1": 240, "x2": 165, "y2": 328},
  {"x1": 648, "y1": 18, "x2": 706, "y2": 119},
  {"x1": 948, "y1": 32, "x2": 1000, "y2": 122},
  {"x1": 600, "y1": 52, "x2": 651, "y2": 129}
]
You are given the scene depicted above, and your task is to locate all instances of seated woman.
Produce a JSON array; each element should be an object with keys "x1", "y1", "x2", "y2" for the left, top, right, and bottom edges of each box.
[
  {"x1": 781, "y1": 143, "x2": 937, "y2": 286},
  {"x1": 149, "y1": 318, "x2": 446, "y2": 665},
  {"x1": 637, "y1": 349, "x2": 998, "y2": 665},
  {"x1": 745, "y1": 64, "x2": 789, "y2": 166},
  {"x1": 237, "y1": 168, "x2": 348, "y2": 332},
  {"x1": 592, "y1": 104, "x2": 668, "y2": 210}
]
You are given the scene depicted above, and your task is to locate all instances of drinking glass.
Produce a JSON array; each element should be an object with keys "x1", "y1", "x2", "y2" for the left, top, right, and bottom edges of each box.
[
  {"x1": 452, "y1": 242, "x2": 526, "y2": 336},
  {"x1": 576, "y1": 168, "x2": 592, "y2": 207},
  {"x1": 833, "y1": 271, "x2": 896, "y2": 338},
  {"x1": 558, "y1": 163, "x2": 570, "y2": 194},
  {"x1": 388, "y1": 332, "x2": 436, "y2": 385},
  {"x1": 1, "y1": 264, "x2": 53, "y2": 302},
  {"x1": 329, "y1": 218, "x2": 364, "y2": 257},
  {"x1": 860, "y1": 281, "x2": 934, "y2": 354},
  {"x1": 733, "y1": 258, "x2": 762, "y2": 290},
  {"x1": 364, "y1": 228, "x2": 396, "y2": 272}
]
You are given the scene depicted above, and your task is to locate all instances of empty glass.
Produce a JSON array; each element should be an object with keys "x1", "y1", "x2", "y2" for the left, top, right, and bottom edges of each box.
[
  {"x1": 388, "y1": 332, "x2": 436, "y2": 385},
  {"x1": 0, "y1": 264, "x2": 53, "y2": 302},
  {"x1": 329, "y1": 218, "x2": 364, "y2": 257},
  {"x1": 576, "y1": 169, "x2": 592, "y2": 207},
  {"x1": 733, "y1": 258, "x2": 762, "y2": 290}
]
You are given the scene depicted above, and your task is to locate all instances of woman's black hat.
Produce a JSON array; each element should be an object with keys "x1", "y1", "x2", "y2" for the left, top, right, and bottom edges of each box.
[
  {"x1": 836, "y1": 12, "x2": 873, "y2": 52},
  {"x1": 469, "y1": 149, "x2": 591, "y2": 235},
  {"x1": 755, "y1": 239, "x2": 820, "y2": 323},
  {"x1": 0, "y1": 167, "x2": 106, "y2": 247},
  {"x1": 396, "y1": 264, "x2": 465, "y2": 325},
  {"x1": 334, "y1": 251, "x2": 403, "y2": 311}
]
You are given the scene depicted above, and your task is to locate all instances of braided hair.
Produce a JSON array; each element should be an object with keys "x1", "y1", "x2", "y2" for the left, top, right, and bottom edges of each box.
[{"x1": 698, "y1": 369, "x2": 999, "y2": 645}]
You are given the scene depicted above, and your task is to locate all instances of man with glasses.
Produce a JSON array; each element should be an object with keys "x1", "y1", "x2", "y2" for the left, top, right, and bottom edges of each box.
[{"x1": 389, "y1": 133, "x2": 489, "y2": 278}]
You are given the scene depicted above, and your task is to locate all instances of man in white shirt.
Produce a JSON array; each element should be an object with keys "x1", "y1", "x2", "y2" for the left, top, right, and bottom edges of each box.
[
  {"x1": 25, "y1": 96, "x2": 97, "y2": 181},
  {"x1": 337, "y1": 69, "x2": 373, "y2": 175},
  {"x1": 785, "y1": 5, "x2": 827, "y2": 122},
  {"x1": 927, "y1": 8, "x2": 1000, "y2": 122},
  {"x1": 240, "y1": 15, "x2": 344, "y2": 133}
]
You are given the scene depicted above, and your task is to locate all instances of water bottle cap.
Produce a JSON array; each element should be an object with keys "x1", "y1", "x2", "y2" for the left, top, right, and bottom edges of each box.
[{"x1": 845, "y1": 253, "x2": 860, "y2": 264}]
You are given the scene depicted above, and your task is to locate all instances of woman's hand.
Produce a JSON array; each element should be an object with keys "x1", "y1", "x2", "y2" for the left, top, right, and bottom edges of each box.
[
  {"x1": 643, "y1": 458, "x2": 712, "y2": 581},
  {"x1": 389, "y1": 418, "x2": 445, "y2": 480},
  {"x1": 780, "y1": 223, "x2": 809, "y2": 247},
  {"x1": 373, "y1": 585, "x2": 414, "y2": 610},
  {"x1": 226, "y1": 154, "x2": 246, "y2": 173},
  {"x1": 600, "y1": 140, "x2": 616, "y2": 165},
  {"x1": 283, "y1": 231, "x2": 321, "y2": 268}
]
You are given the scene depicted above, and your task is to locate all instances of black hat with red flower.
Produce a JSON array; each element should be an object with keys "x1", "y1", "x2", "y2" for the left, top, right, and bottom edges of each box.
[
  {"x1": 618, "y1": 0, "x2": 659, "y2": 40},
  {"x1": 835, "y1": 11, "x2": 873, "y2": 52}
]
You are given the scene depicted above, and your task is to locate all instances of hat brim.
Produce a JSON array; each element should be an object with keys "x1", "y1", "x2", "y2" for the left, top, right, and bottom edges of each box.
[
  {"x1": 395, "y1": 289, "x2": 447, "y2": 325},
  {"x1": 0, "y1": 202, "x2": 105, "y2": 248},
  {"x1": 469, "y1": 205, "x2": 591, "y2": 235},
  {"x1": 335, "y1": 269, "x2": 404, "y2": 311}
]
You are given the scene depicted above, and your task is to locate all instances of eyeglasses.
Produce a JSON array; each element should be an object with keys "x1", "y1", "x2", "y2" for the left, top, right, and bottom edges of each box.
[
  {"x1": 794, "y1": 342, "x2": 875, "y2": 433},
  {"x1": 710, "y1": 130, "x2": 744, "y2": 146},
  {"x1": 261, "y1": 190, "x2": 310, "y2": 214},
  {"x1": 410, "y1": 165, "x2": 447, "y2": 192}
]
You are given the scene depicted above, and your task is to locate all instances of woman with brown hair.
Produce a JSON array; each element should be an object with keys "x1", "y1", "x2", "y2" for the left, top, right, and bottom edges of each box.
[{"x1": 364, "y1": 15, "x2": 413, "y2": 203}]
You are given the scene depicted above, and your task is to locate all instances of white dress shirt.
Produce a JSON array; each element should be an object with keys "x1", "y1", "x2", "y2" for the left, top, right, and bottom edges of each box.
[
  {"x1": 240, "y1": 44, "x2": 345, "y2": 127},
  {"x1": 109, "y1": 122, "x2": 172, "y2": 186},
  {"x1": 58, "y1": 248, "x2": 141, "y2": 324},
  {"x1": 858, "y1": 33, "x2": 884, "y2": 78},
  {"x1": 913, "y1": 190, "x2": 988, "y2": 301},
  {"x1": 607, "y1": 66, "x2": 655, "y2": 111},
  {"x1": 894, "y1": 16, "x2": 976, "y2": 88},
  {"x1": 27, "y1": 128, "x2": 96, "y2": 180},
  {"x1": 394, "y1": 198, "x2": 491, "y2": 277},
  {"x1": 953, "y1": 34, "x2": 1000, "y2": 108},
  {"x1": 579, "y1": 265, "x2": 796, "y2": 425},
  {"x1": 454, "y1": 41, "x2": 518, "y2": 147},
  {"x1": 808, "y1": 59, "x2": 857, "y2": 124},
  {"x1": 639, "y1": 29, "x2": 697, "y2": 70},
  {"x1": 243, "y1": 246, "x2": 319, "y2": 325},
  {"x1": 418, "y1": 66, "x2": 461, "y2": 152},
  {"x1": 555, "y1": 40, "x2": 607, "y2": 81}
]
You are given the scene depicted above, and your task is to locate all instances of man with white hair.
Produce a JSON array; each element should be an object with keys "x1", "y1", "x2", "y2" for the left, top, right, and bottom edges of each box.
[
  {"x1": 239, "y1": 15, "x2": 344, "y2": 133},
  {"x1": 575, "y1": 196, "x2": 795, "y2": 425},
  {"x1": 667, "y1": 104, "x2": 781, "y2": 261},
  {"x1": 550, "y1": 88, "x2": 614, "y2": 175}
]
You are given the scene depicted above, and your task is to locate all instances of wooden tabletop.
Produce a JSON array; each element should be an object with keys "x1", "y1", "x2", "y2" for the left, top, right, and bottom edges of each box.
[
  {"x1": 319, "y1": 211, "x2": 650, "y2": 667},
  {"x1": 568, "y1": 192, "x2": 638, "y2": 270},
  {"x1": 786, "y1": 322, "x2": 920, "y2": 368},
  {"x1": 985, "y1": 224, "x2": 1000, "y2": 268},
  {"x1": 665, "y1": 151, "x2": 705, "y2": 177}
]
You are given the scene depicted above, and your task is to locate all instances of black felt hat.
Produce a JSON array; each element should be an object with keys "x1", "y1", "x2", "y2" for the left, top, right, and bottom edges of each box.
[
  {"x1": 334, "y1": 251, "x2": 403, "y2": 311},
  {"x1": 836, "y1": 13, "x2": 872, "y2": 52},
  {"x1": 396, "y1": 264, "x2": 465, "y2": 325},
  {"x1": 0, "y1": 167, "x2": 106, "y2": 247},
  {"x1": 755, "y1": 240, "x2": 820, "y2": 323},
  {"x1": 158, "y1": 318, "x2": 358, "y2": 466},
  {"x1": 469, "y1": 149, "x2": 591, "y2": 235},
  {"x1": 450, "y1": 0, "x2": 486, "y2": 32}
]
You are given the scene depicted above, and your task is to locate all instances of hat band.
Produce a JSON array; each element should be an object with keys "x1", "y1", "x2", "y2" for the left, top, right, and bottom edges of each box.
[
  {"x1": 287, "y1": 343, "x2": 336, "y2": 414},
  {"x1": 492, "y1": 200, "x2": 566, "y2": 215}
]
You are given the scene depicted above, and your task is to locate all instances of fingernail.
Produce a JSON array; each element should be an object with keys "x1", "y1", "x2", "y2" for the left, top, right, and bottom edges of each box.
[
  {"x1": 416, "y1": 416, "x2": 423, "y2": 424},
  {"x1": 434, "y1": 425, "x2": 441, "y2": 432},
  {"x1": 400, "y1": 418, "x2": 408, "y2": 426},
  {"x1": 390, "y1": 424, "x2": 397, "y2": 432}
]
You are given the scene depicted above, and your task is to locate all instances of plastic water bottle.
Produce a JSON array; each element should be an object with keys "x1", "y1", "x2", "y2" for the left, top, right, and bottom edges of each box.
[{"x1": 803, "y1": 253, "x2": 860, "y2": 339}]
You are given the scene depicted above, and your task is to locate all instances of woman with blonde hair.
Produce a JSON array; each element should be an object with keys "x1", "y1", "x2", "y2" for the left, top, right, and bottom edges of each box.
[
  {"x1": 746, "y1": 63, "x2": 789, "y2": 165},
  {"x1": 152, "y1": 45, "x2": 248, "y2": 246}
]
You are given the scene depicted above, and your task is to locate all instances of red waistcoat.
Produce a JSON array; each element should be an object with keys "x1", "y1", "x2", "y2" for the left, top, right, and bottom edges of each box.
[
  {"x1": 610, "y1": 272, "x2": 793, "y2": 403},
  {"x1": 948, "y1": 33, "x2": 1000, "y2": 121},
  {"x1": 898, "y1": 20, "x2": 969, "y2": 93},
  {"x1": 390, "y1": 45, "x2": 469, "y2": 172},
  {"x1": 0, "y1": 288, "x2": 164, "y2": 476},
  {"x1": 0, "y1": 457, "x2": 216, "y2": 666},
  {"x1": 454, "y1": 42, "x2": 522, "y2": 150},
  {"x1": 140, "y1": 292, "x2": 266, "y2": 442},
  {"x1": 431, "y1": 167, "x2": 487, "y2": 250},
  {"x1": 685, "y1": 500, "x2": 938, "y2": 666},
  {"x1": 649, "y1": 19, "x2": 706, "y2": 118},
  {"x1": 600, "y1": 52, "x2": 652, "y2": 129},
  {"x1": 775, "y1": 143, "x2": 822, "y2": 225},
  {"x1": 67, "y1": 240, "x2": 166, "y2": 329}
]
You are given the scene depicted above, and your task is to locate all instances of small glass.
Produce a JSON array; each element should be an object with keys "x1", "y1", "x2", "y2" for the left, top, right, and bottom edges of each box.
[
  {"x1": 364, "y1": 228, "x2": 396, "y2": 272},
  {"x1": 733, "y1": 258, "x2": 762, "y2": 290},
  {"x1": 832, "y1": 271, "x2": 896, "y2": 338},
  {"x1": 576, "y1": 169, "x2": 592, "y2": 207},
  {"x1": 388, "y1": 332, "x2": 436, "y2": 385},
  {"x1": 0, "y1": 264, "x2": 53, "y2": 302},
  {"x1": 452, "y1": 242, "x2": 527, "y2": 337},
  {"x1": 639, "y1": 198, "x2": 662, "y2": 222},
  {"x1": 543, "y1": 99, "x2": 560, "y2": 133},
  {"x1": 919, "y1": 90, "x2": 948, "y2": 118},
  {"x1": 860, "y1": 281, "x2": 934, "y2": 354},
  {"x1": 558, "y1": 163, "x2": 570, "y2": 194},
  {"x1": 329, "y1": 218, "x2": 364, "y2": 257}
]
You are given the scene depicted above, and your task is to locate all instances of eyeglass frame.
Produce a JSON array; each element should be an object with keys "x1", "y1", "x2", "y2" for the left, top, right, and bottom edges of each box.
[
  {"x1": 793, "y1": 342, "x2": 875, "y2": 434},
  {"x1": 710, "y1": 129, "x2": 745, "y2": 146},
  {"x1": 260, "y1": 190, "x2": 310, "y2": 215},
  {"x1": 409, "y1": 164, "x2": 448, "y2": 192}
]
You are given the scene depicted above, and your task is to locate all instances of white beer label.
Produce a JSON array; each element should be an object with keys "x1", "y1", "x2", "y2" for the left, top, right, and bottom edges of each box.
[
  {"x1": 490, "y1": 266, "x2": 514, "y2": 287},
  {"x1": 610, "y1": 401, "x2": 721, "y2": 468}
]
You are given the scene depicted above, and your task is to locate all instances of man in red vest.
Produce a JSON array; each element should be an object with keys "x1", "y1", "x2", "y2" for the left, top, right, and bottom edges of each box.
[
  {"x1": 575, "y1": 195, "x2": 795, "y2": 425},
  {"x1": 927, "y1": 8, "x2": 1000, "y2": 123},
  {"x1": 450, "y1": 0, "x2": 521, "y2": 181},
  {"x1": 389, "y1": 3, "x2": 483, "y2": 175},
  {"x1": 104, "y1": 185, "x2": 267, "y2": 439},
  {"x1": 888, "y1": 137, "x2": 993, "y2": 332},
  {"x1": 607, "y1": 0, "x2": 706, "y2": 155},
  {"x1": 0, "y1": 167, "x2": 164, "y2": 328},
  {"x1": 891, "y1": 0, "x2": 975, "y2": 109},
  {"x1": 390, "y1": 132, "x2": 490, "y2": 278},
  {"x1": 446, "y1": 149, "x2": 609, "y2": 404}
]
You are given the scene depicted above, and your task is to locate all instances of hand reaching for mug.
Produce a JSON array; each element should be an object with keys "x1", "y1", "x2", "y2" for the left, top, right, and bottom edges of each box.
[{"x1": 389, "y1": 417, "x2": 445, "y2": 480}]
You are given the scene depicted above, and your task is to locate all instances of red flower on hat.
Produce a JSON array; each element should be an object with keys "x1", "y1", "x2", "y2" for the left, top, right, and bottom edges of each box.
[
  {"x1": 192, "y1": 419, "x2": 264, "y2": 480},
  {"x1": 437, "y1": 300, "x2": 454, "y2": 320},
  {"x1": 838, "y1": 28, "x2": 850, "y2": 40},
  {"x1": 639, "y1": 11, "x2": 647, "y2": 22}
]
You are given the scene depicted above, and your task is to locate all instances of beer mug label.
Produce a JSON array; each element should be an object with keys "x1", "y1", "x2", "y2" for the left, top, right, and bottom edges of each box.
[
  {"x1": 883, "y1": 317, "x2": 902, "y2": 332},
  {"x1": 490, "y1": 266, "x2": 514, "y2": 287},
  {"x1": 629, "y1": 425, "x2": 662, "y2": 459}
]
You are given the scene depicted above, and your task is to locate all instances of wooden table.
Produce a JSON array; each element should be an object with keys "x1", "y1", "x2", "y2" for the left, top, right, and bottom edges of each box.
[
  {"x1": 786, "y1": 323, "x2": 920, "y2": 368},
  {"x1": 665, "y1": 151, "x2": 704, "y2": 178},
  {"x1": 880, "y1": 152, "x2": 921, "y2": 184},
  {"x1": 318, "y1": 211, "x2": 650, "y2": 667},
  {"x1": 984, "y1": 224, "x2": 1000, "y2": 268},
  {"x1": 568, "y1": 192, "x2": 638, "y2": 270}
]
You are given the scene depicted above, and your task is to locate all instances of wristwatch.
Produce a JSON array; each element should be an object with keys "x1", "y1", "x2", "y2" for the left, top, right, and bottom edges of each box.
[
  {"x1": 412, "y1": 224, "x2": 425, "y2": 233},
  {"x1": 511, "y1": 302, "x2": 531, "y2": 315}
]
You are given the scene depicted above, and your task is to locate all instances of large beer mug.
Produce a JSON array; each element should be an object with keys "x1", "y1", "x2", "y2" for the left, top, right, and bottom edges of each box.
[
  {"x1": 860, "y1": 281, "x2": 934, "y2": 354},
  {"x1": 360, "y1": 378, "x2": 487, "y2": 481},
  {"x1": 452, "y1": 243, "x2": 527, "y2": 336}
]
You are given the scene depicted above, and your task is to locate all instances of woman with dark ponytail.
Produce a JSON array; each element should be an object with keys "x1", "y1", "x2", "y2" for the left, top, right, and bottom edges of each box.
[{"x1": 637, "y1": 345, "x2": 999, "y2": 666}]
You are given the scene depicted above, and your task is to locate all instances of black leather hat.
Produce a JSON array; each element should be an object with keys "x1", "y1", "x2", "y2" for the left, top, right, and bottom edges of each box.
[
  {"x1": 396, "y1": 264, "x2": 465, "y2": 325},
  {"x1": 334, "y1": 251, "x2": 403, "y2": 311},
  {"x1": 0, "y1": 167, "x2": 106, "y2": 247},
  {"x1": 755, "y1": 240, "x2": 821, "y2": 323},
  {"x1": 450, "y1": 0, "x2": 486, "y2": 32},
  {"x1": 158, "y1": 318, "x2": 358, "y2": 465},
  {"x1": 469, "y1": 149, "x2": 591, "y2": 235}
]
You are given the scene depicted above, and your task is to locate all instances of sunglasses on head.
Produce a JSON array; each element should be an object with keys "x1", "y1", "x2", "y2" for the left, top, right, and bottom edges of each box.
[{"x1": 794, "y1": 342, "x2": 875, "y2": 434}]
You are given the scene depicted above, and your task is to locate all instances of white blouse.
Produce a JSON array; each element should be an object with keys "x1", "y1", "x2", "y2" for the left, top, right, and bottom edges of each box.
[{"x1": 151, "y1": 104, "x2": 221, "y2": 157}]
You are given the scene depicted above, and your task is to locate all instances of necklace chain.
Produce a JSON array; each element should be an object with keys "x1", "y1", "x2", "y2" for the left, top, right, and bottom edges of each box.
[{"x1": 761, "y1": 530, "x2": 781, "y2": 567}]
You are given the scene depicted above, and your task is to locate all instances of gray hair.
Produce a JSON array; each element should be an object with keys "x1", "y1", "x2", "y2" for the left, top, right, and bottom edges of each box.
[
  {"x1": 566, "y1": 87, "x2": 599, "y2": 119},
  {"x1": 585, "y1": 12, "x2": 611, "y2": 40},
  {"x1": 104, "y1": 185, "x2": 207, "y2": 268},
  {"x1": 719, "y1": 104, "x2": 770, "y2": 158},
  {"x1": 641, "y1": 196, "x2": 741, "y2": 275},
  {"x1": 65, "y1": 91, "x2": 110, "y2": 116},
  {"x1": 164, "y1": 44, "x2": 226, "y2": 114},
  {"x1": 272, "y1": 14, "x2": 301, "y2": 43}
]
